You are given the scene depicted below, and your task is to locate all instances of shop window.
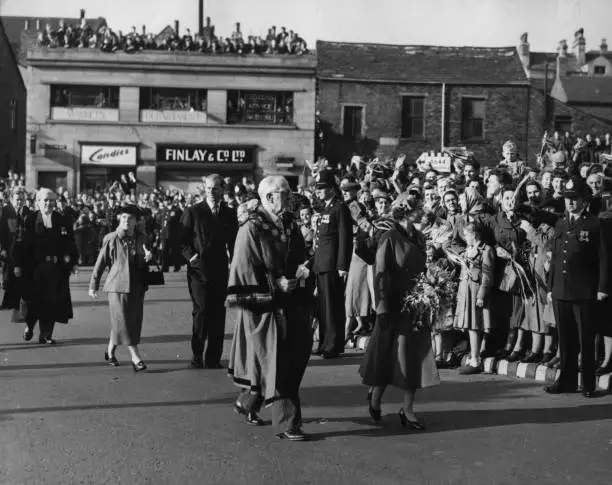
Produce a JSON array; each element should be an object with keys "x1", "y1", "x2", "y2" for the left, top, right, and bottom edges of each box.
[
  {"x1": 594, "y1": 65, "x2": 606, "y2": 75},
  {"x1": 227, "y1": 90, "x2": 293, "y2": 125},
  {"x1": 461, "y1": 98, "x2": 485, "y2": 140},
  {"x1": 140, "y1": 88, "x2": 207, "y2": 111},
  {"x1": 37, "y1": 171, "x2": 67, "y2": 191},
  {"x1": 401, "y1": 96, "x2": 425, "y2": 138},
  {"x1": 342, "y1": 105, "x2": 364, "y2": 139},
  {"x1": 50, "y1": 85, "x2": 119, "y2": 109},
  {"x1": 554, "y1": 115, "x2": 572, "y2": 133}
]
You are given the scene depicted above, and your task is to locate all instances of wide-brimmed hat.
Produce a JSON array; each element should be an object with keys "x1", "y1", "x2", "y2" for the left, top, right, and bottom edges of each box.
[
  {"x1": 564, "y1": 176, "x2": 591, "y2": 199},
  {"x1": 314, "y1": 170, "x2": 338, "y2": 189}
]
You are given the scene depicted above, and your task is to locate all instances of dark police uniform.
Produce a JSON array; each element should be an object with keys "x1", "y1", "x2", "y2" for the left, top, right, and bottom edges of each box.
[
  {"x1": 547, "y1": 179, "x2": 609, "y2": 395},
  {"x1": 311, "y1": 190, "x2": 353, "y2": 356}
]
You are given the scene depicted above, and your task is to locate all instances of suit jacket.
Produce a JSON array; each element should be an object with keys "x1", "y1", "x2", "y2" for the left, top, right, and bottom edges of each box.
[
  {"x1": 179, "y1": 201, "x2": 238, "y2": 283},
  {"x1": 312, "y1": 197, "x2": 353, "y2": 274},
  {"x1": 548, "y1": 213, "x2": 609, "y2": 300},
  {"x1": 0, "y1": 204, "x2": 31, "y2": 261}
]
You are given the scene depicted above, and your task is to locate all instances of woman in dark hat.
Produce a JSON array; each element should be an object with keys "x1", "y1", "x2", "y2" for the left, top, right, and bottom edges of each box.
[
  {"x1": 89, "y1": 205, "x2": 153, "y2": 372},
  {"x1": 360, "y1": 193, "x2": 439, "y2": 429}
]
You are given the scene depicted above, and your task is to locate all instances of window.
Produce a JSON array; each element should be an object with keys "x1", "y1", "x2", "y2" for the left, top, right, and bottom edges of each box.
[
  {"x1": 461, "y1": 98, "x2": 485, "y2": 140},
  {"x1": 342, "y1": 105, "x2": 364, "y2": 139},
  {"x1": 227, "y1": 90, "x2": 293, "y2": 125},
  {"x1": 594, "y1": 65, "x2": 606, "y2": 75},
  {"x1": 401, "y1": 96, "x2": 425, "y2": 138},
  {"x1": 10, "y1": 99, "x2": 16, "y2": 131},
  {"x1": 140, "y1": 88, "x2": 207, "y2": 111},
  {"x1": 554, "y1": 115, "x2": 572, "y2": 133},
  {"x1": 51, "y1": 85, "x2": 119, "y2": 109}
]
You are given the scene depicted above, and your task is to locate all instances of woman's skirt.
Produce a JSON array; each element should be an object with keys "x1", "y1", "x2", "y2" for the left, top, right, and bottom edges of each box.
[
  {"x1": 108, "y1": 289, "x2": 145, "y2": 345},
  {"x1": 521, "y1": 284, "x2": 549, "y2": 333},
  {"x1": 359, "y1": 312, "x2": 440, "y2": 391},
  {"x1": 345, "y1": 252, "x2": 371, "y2": 318},
  {"x1": 453, "y1": 279, "x2": 491, "y2": 332}
]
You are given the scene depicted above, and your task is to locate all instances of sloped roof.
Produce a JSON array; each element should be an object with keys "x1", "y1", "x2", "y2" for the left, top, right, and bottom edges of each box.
[
  {"x1": 0, "y1": 15, "x2": 107, "y2": 63},
  {"x1": 557, "y1": 76, "x2": 612, "y2": 104},
  {"x1": 316, "y1": 40, "x2": 528, "y2": 84},
  {"x1": 586, "y1": 50, "x2": 612, "y2": 63},
  {"x1": 529, "y1": 51, "x2": 580, "y2": 72}
]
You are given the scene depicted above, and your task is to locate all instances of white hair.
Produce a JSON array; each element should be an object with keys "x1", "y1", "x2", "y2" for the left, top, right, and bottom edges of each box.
[
  {"x1": 257, "y1": 176, "x2": 290, "y2": 200},
  {"x1": 36, "y1": 187, "x2": 57, "y2": 203}
]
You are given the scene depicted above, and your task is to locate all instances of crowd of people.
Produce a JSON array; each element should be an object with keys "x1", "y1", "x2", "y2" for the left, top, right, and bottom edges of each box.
[
  {"x1": 2, "y1": 130, "x2": 612, "y2": 441},
  {"x1": 35, "y1": 17, "x2": 309, "y2": 55}
]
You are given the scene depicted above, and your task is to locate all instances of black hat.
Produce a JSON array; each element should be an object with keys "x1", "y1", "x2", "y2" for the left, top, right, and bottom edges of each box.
[
  {"x1": 315, "y1": 170, "x2": 338, "y2": 189},
  {"x1": 115, "y1": 204, "x2": 141, "y2": 217},
  {"x1": 564, "y1": 176, "x2": 591, "y2": 199}
]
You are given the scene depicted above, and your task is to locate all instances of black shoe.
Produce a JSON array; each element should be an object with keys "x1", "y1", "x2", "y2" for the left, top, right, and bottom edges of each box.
[
  {"x1": 596, "y1": 363, "x2": 612, "y2": 376},
  {"x1": 204, "y1": 362, "x2": 224, "y2": 369},
  {"x1": 39, "y1": 337, "x2": 56, "y2": 345},
  {"x1": 479, "y1": 349, "x2": 495, "y2": 360},
  {"x1": 521, "y1": 352, "x2": 543, "y2": 364},
  {"x1": 506, "y1": 351, "x2": 522, "y2": 363},
  {"x1": 496, "y1": 348, "x2": 511, "y2": 360},
  {"x1": 582, "y1": 390, "x2": 600, "y2": 398},
  {"x1": 540, "y1": 352, "x2": 555, "y2": 365},
  {"x1": 276, "y1": 428, "x2": 308, "y2": 441},
  {"x1": 246, "y1": 412, "x2": 264, "y2": 426},
  {"x1": 368, "y1": 403, "x2": 382, "y2": 422},
  {"x1": 188, "y1": 357, "x2": 204, "y2": 369},
  {"x1": 544, "y1": 382, "x2": 578, "y2": 394},
  {"x1": 104, "y1": 350, "x2": 119, "y2": 367},
  {"x1": 546, "y1": 356, "x2": 561, "y2": 369},
  {"x1": 322, "y1": 351, "x2": 342, "y2": 359},
  {"x1": 132, "y1": 361, "x2": 147, "y2": 372},
  {"x1": 398, "y1": 408, "x2": 425, "y2": 431},
  {"x1": 23, "y1": 328, "x2": 33, "y2": 342}
]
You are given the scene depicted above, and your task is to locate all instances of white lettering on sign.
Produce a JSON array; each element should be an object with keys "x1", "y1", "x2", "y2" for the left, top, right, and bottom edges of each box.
[
  {"x1": 52, "y1": 107, "x2": 119, "y2": 122},
  {"x1": 81, "y1": 145, "x2": 137, "y2": 166},
  {"x1": 159, "y1": 146, "x2": 251, "y2": 164},
  {"x1": 141, "y1": 110, "x2": 208, "y2": 124}
]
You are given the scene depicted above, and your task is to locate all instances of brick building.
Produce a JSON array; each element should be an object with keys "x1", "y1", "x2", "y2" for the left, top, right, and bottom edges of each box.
[
  {"x1": 23, "y1": 29, "x2": 315, "y2": 194},
  {"x1": 0, "y1": 17, "x2": 26, "y2": 176},
  {"x1": 316, "y1": 41, "x2": 532, "y2": 166}
]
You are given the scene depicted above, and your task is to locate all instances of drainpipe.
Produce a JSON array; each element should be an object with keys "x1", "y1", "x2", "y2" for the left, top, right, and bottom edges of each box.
[{"x1": 440, "y1": 82, "x2": 446, "y2": 151}]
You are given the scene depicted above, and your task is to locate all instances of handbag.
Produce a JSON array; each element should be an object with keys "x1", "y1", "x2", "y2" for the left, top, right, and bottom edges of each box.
[
  {"x1": 146, "y1": 261, "x2": 165, "y2": 286},
  {"x1": 498, "y1": 261, "x2": 517, "y2": 292}
]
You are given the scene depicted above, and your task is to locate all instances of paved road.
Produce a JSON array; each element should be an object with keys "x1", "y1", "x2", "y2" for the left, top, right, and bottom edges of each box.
[{"x1": 1, "y1": 270, "x2": 611, "y2": 485}]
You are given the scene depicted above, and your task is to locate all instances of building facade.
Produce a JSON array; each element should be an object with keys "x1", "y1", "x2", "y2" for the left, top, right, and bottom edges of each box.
[
  {"x1": 25, "y1": 48, "x2": 316, "y2": 194},
  {"x1": 316, "y1": 41, "x2": 532, "y2": 166},
  {"x1": 0, "y1": 17, "x2": 26, "y2": 176}
]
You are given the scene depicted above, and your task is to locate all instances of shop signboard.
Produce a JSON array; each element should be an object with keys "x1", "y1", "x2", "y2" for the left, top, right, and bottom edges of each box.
[
  {"x1": 157, "y1": 145, "x2": 254, "y2": 165},
  {"x1": 81, "y1": 145, "x2": 137, "y2": 166}
]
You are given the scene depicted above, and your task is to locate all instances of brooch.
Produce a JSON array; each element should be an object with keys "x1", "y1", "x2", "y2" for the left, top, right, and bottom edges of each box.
[{"x1": 578, "y1": 231, "x2": 590, "y2": 242}]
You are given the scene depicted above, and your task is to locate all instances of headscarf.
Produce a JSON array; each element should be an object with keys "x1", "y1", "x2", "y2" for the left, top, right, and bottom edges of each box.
[{"x1": 460, "y1": 188, "x2": 485, "y2": 217}]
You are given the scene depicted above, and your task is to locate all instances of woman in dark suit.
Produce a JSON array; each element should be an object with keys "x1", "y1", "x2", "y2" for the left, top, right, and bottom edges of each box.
[
  {"x1": 359, "y1": 193, "x2": 440, "y2": 430},
  {"x1": 89, "y1": 206, "x2": 152, "y2": 372},
  {"x1": 14, "y1": 188, "x2": 78, "y2": 344}
]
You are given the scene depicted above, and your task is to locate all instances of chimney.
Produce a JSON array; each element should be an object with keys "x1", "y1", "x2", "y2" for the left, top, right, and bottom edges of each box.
[
  {"x1": 198, "y1": 0, "x2": 204, "y2": 37},
  {"x1": 36, "y1": 19, "x2": 41, "y2": 31},
  {"x1": 602, "y1": 38, "x2": 608, "y2": 54},
  {"x1": 142, "y1": 25, "x2": 146, "y2": 36},
  {"x1": 557, "y1": 39, "x2": 569, "y2": 78},
  {"x1": 24, "y1": 19, "x2": 30, "y2": 30},
  {"x1": 206, "y1": 16, "x2": 211, "y2": 27},
  {"x1": 174, "y1": 20, "x2": 179, "y2": 34},
  {"x1": 236, "y1": 22, "x2": 241, "y2": 34},
  {"x1": 573, "y1": 28, "x2": 586, "y2": 66},
  {"x1": 80, "y1": 9, "x2": 85, "y2": 20},
  {"x1": 518, "y1": 32, "x2": 530, "y2": 69}
]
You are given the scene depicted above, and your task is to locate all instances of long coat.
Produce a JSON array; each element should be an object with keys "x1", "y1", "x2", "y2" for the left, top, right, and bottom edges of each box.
[
  {"x1": 360, "y1": 225, "x2": 440, "y2": 390},
  {"x1": 15, "y1": 211, "x2": 78, "y2": 324},
  {"x1": 311, "y1": 197, "x2": 353, "y2": 274},
  {"x1": 226, "y1": 207, "x2": 311, "y2": 406},
  {"x1": 0, "y1": 204, "x2": 31, "y2": 309}
]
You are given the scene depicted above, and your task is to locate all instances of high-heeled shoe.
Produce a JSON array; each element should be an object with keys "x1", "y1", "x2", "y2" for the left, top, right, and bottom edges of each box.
[
  {"x1": 132, "y1": 361, "x2": 147, "y2": 372},
  {"x1": 398, "y1": 408, "x2": 425, "y2": 431},
  {"x1": 368, "y1": 403, "x2": 381, "y2": 422},
  {"x1": 104, "y1": 351, "x2": 119, "y2": 367}
]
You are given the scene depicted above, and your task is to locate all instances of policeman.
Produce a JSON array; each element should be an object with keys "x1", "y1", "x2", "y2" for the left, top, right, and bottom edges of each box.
[
  {"x1": 310, "y1": 170, "x2": 353, "y2": 359},
  {"x1": 545, "y1": 176, "x2": 609, "y2": 398}
]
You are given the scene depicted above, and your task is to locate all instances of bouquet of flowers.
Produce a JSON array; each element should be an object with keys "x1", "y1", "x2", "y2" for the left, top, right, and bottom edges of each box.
[{"x1": 403, "y1": 261, "x2": 458, "y2": 332}]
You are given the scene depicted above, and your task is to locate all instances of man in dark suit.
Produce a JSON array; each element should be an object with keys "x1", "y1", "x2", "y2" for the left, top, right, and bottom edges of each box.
[
  {"x1": 0, "y1": 188, "x2": 31, "y2": 314},
  {"x1": 161, "y1": 204, "x2": 183, "y2": 272},
  {"x1": 545, "y1": 176, "x2": 609, "y2": 398},
  {"x1": 311, "y1": 170, "x2": 353, "y2": 358},
  {"x1": 180, "y1": 174, "x2": 238, "y2": 369}
]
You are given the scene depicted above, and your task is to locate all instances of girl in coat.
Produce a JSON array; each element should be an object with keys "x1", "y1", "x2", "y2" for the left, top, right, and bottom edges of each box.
[
  {"x1": 89, "y1": 206, "x2": 152, "y2": 372},
  {"x1": 451, "y1": 222, "x2": 495, "y2": 374}
]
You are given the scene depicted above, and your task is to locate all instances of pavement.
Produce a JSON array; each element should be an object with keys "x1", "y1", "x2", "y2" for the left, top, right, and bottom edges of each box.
[{"x1": 1, "y1": 269, "x2": 612, "y2": 485}]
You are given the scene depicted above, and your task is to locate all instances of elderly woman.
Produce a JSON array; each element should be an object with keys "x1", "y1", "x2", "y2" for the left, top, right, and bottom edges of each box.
[
  {"x1": 14, "y1": 188, "x2": 78, "y2": 344},
  {"x1": 359, "y1": 193, "x2": 440, "y2": 430},
  {"x1": 226, "y1": 176, "x2": 312, "y2": 442},
  {"x1": 89, "y1": 206, "x2": 152, "y2": 372}
]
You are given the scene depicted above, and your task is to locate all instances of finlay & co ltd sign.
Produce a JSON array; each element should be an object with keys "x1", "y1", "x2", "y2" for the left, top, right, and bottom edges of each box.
[{"x1": 80, "y1": 145, "x2": 137, "y2": 166}]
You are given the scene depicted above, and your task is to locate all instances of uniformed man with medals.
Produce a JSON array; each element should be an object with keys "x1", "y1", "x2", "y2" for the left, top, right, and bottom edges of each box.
[{"x1": 545, "y1": 176, "x2": 609, "y2": 398}]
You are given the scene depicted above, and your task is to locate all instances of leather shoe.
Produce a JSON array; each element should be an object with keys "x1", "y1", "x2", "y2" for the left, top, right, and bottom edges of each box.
[
  {"x1": 204, "y1": 362, "x2": 224, "y2": 369},
  {"x1": 544, "y1": 382, "x2": 578, "y2": 394},
  {"x1": 506, "y1": 351, "x2": 522, "y2": 363},
  {"x1": 188, "y1": 357, "x2": 204, "y2": 369},
  {"x1": 322, "y1": 351, "x2": 342, "y2": 359},
  {"x1": 582, "y1": 390, "x2": 599, "y2": 398}
]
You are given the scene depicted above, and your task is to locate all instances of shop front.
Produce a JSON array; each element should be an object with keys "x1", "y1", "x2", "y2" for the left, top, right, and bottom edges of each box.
[
  {"x1": 80, "y1": 143, "x2": 138, "y2": 191},
  {"x1": 155, "y1": 144, "x2": 257, "y2": 193}
]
